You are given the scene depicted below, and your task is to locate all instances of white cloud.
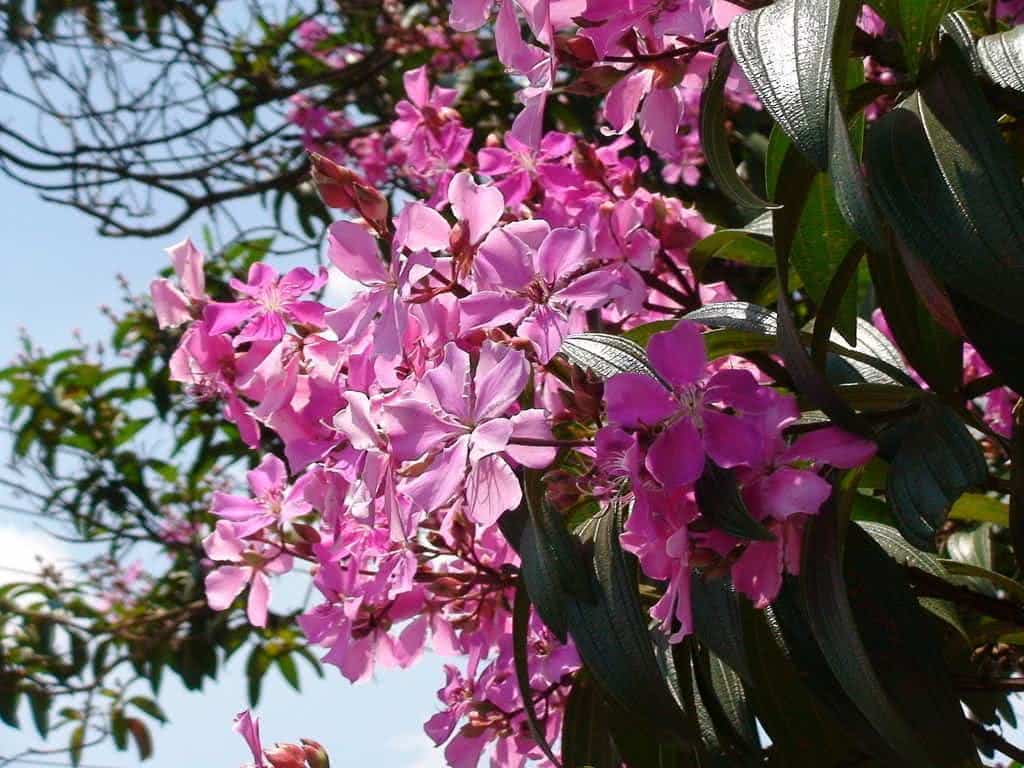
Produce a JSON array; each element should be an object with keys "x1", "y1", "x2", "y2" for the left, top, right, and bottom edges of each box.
[{"x1": 0, "y1": 523, "x2": 68, "y2": 583}]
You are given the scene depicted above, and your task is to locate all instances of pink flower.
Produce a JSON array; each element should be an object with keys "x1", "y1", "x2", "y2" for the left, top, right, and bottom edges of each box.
[
  {"x1": 460, "y1": 223, "x2": 621, "y2": 362},
  {"x1": 205, "y1": 263, "x2": 327, "y2": 345},
  {"x1": 203, "y1": 522, "x2": 294, "y2": 627},
  {"x1": 325, "y1": 219, "x2": 431, "y2": 358},
  {"x1": 150, "y1": 238, "x2": 207, "y2": 329},
  {"x1": 477, "y1": 131, "x2": 574, "y2": 208},
  {"x1": 385, "y1": 341, "x2": 555, "y2": 526},
  {"x1": 211, "y1": 454, "x2": 313, "y2": 538},
  {"x1": 233, "y1": 710, "x2": 264, "y2": 768},
  {"x1": 603, "y1": 321, "x2": 766, "y2": 488},
  {"x1": 391, "y1": 66, "x2": 460, "y2": 141}
]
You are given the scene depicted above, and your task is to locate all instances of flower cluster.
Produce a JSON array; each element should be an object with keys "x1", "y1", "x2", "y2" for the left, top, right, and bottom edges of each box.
[{"x1": 149, "y1": 7, "x2": 889, "y2": 768}]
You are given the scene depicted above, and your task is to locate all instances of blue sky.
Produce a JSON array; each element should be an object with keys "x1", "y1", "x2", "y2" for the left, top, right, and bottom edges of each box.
[{"x1": 0, "y1": 184, "x2": 446, "y2": 767}]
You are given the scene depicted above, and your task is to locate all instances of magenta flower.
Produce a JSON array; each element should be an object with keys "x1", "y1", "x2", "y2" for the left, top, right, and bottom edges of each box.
[
  {"x1": 150, "y1": 238, "x2": 207, "y2": 329},
  {"x1": 460, "y1": 222, "x2": 623, "y2": 362},
  {"x1": 211, "y1": 454, "x2": 313, "y2": 538},
  {"x1": 604, "y1": 321, "x2": 765, "y2": 488},
  {"x1": 204, "y1": 263, "x2": 327, "y2": 345},
  {"x1": 233, "y1": 709, "x2": 265, "y2": 768},
  {"x1": 478, "y1": 131, "x2": 574, "y2": 208},
  {"x1": 385, "y1": 341, "x2": 556, "y2": 526},
  {"x1": 391, "y1": 65, "x2": 460, "y2": 141},
  {"x1": 203, "y1": 521, "x2": 294, "y2": 627},
  {"x1": 325, "y1": 219, "x2": 432, "y2": 358}
]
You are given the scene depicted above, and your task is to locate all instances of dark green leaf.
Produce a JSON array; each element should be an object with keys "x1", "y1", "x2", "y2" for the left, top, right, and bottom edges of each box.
[
  {"x1": 867, "y1": 39, "x2": 1024, "y2": 325},
  {"x1": 690, "y1": 575, "x2": 752, "y2": 685},
  {"x1": 800, "y1": 490, "x2": 929, "y2": 765},
  {"x1": 843, "y1": 523, "x2": 980, "y2": 767},
  {"x1": 700, "y1": 44, "x2": 777, "y2": 210},
  {"x1": 276, "y1": 654, "x2": 300, "y2": 691},
  {"x1": 870, "y1": 0, "x2": 954, "y2": 74},
  {"x1": 857, "y1": 521, "x2": 966, "y2": 635},
  {"x1": 28, "y1": 689, "x2": 51, "y2": 737},
  {"x1": 513, "y1": 585, "x2": 562, "y2": 767},
  {"x1": 561, "y1": 671, "x2": 619, "y2": 768},
  {"x1": 128, "y1": 696, "x2": 167, "y2": 724},
  {"x1": 695, "y1": 460, "x2": 774, "y2": 541},
  {"x1": 563, "y1": 504, "x2": 687, "y2": 737},
  {"x1": 885, "y1": 398, "x2": 987, "y2": 551}
]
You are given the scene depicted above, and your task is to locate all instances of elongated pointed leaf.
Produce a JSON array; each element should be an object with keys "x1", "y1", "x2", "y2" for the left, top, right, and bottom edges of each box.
[
  {"x1": 729, "y1": 0, "x2": 841, "y2": 169},
  {"x1": 559, "y1": 333, "x2": 657, "y2": 381},
  {"x1": 561, "y1": 672, "x2": 619, "y2": 768},
  {"x1": 695, "y1": 460, "x2": 774, "y2": 541},
  {"x1": 700, "y1": 44, "x2": 777, "y2": 210},
  {"x1": 885, "y1": 398, "x2": 987, "y2": 551},
  {"x1": 977, "y1": 25, "x2": 1024, "y2": 91},
  {"x1": 690, "y1": 575, "x2": 752, "y2": 684},
  {"x1": 843, "y1": 523, "x2": 980, "y2": 767},
  {"x1": 857, "y1": 521, "x2": 965, "y2": 635},
  {"x1": 870, "y1": 0, "x2": 954, "y2": 74},
  {"x1": 867, "y1": 38, "x2": 1024, "y2": 324},
  {"x1": 800, "y1": 485, "x2": 935, "y2": 767},
  {"x1": 513, "y1": 585, "x2": 562, "y2": 767},
  {"x1": 563, "y1": 504, "x2": 688, "y2": 736}
]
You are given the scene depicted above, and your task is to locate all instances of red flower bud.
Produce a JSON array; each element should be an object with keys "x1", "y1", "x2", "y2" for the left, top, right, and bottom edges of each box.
[
  {"x1": 301, "y1": 738, "x2": 330, "y2": 768},
  {"x1": 264, "y1": 742, "x2": 307, "y2": 768},
  {"x1": 309, "y1": 153, "x2": 390, "y2": 234}
]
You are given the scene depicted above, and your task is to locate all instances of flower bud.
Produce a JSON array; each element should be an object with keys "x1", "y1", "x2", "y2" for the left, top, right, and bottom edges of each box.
[
  {"x1": 264, "y1": 742, "x2": 306, "y2": 768},
  {"x1": 301, "y1": 738, "x2": 330, "y2": 768},
  {"x1": 309, "y1": 153, "x2": 390, "y2": 234},
  {"x1": 557, "y1": 34, "x2": 598, "y2": 68}
]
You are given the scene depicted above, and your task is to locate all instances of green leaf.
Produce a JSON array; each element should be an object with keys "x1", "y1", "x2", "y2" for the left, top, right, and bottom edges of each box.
[
  {"x1": 69, "y1": 724, "x2": 85, "y2": 767},
  {"x1": 729, "y1": 0, "x2": 844, "y2": 169},
  {"x1": 504, "y1": 470, "x2": 593, "y2": 642},
  {"x1": 771, "y1": 129, "x2": 864, "y2": 344},
  {"x1": 869, "y1": 0, "x2": 954, "y2": 74},
  {"x1": 949, "y1": 493, "x2": 1009, "y2": 525},
  {"x1": 563, "y1": 504, "x2": 687, "y2": 737},
  {"x1": 856, "y1": 521, "x2": 966, "y2": 636},
  {"x1": 128, "y1": 696, "x2": 167, "y2": 723},
  {"x1": 689, "y1": 230, "x2": 776, "y2": 279},
  {"x1": 700, "y1": 44, "x2": 777, "y2": 210},
  {"x1": 276, "y1": 654, "x2": 300, "y2": 691},
  {"x1": 512, "y1": 585, "x2": 562, "y2": 767},
  {"x1": 739, "y1": 599, "x2": 865, "y2": 766},
  {"x1": 691, "y1": 649, "x2": 762, "y2": 765},
  {"x1": 694, "y1": 460, "x2": 774, "y2": 541},
  {"x1": 690, "y1": 575, "x2": 752, "y2": 685},
  {"x1": 976, "y1": 25, "x2": 1024, "y2": 91},
  {"x1": 559, "y1": 333, "x2": 657, "y2": 381},
  {"x1": 866, "y1": 38, "x2": 1024, "y2": 326},
  {"x1": 799, "y1": 482, "x2": 937, "y2": 767},
  {"x1": 28, "y1": 689, "x2": 51, "y2": 737},
  {"x1": 561, "y1": 671, "x2": 619, "y2": 768},
  {"x1": 111, "y1": 709, "x2": 128, "y2": 751},
  {"x1": 939, "y1": 559, "x2": 1024, "y2": 604},
  {"x1": 884, "y1": 398, "x2": 987, "y2": 551},
  {"x1": 126, "y1": 717, "x2": 153, "y2": 760},
  {"x1": 842, "y1": 523, "x2": 980, "y2": 767},
  {"x1": 772, "y1": 143, "x2": 873, "y2": 437},
  {"x1": 865, "y1": 239, "x2": 962, "y2": 394},
  {"x1": 949, "y1": 289, "x2": 1024, "y2": 394}
]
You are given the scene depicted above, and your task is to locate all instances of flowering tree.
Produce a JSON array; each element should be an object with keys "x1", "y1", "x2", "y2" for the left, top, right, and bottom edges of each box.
[{"x1": 9, "y1": 0, "x2": 1024, "y2": 766}]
